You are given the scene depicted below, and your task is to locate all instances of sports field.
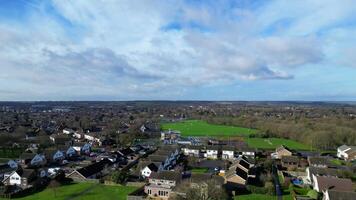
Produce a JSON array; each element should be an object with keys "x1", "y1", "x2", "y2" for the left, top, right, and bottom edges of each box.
[
  {"x1": 161, "y1": 120, "x2": 257, "y2": 137},
  {"x1": 246, "y1": 138, "x2": 310, "y2": 150},
  {"x1": 1, "y1": 183, "x2": 137, "y2": 200}
]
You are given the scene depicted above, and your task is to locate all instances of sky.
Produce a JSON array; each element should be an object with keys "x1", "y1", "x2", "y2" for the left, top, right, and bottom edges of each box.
[{"x1": 0, "y1": 0, "x2": 356, "y2": 101}]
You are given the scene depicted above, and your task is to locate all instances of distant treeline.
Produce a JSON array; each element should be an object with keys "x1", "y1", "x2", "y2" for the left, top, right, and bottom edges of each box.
[{"x1": 201, "y1": 116, "x2": 356, "y2": 150}]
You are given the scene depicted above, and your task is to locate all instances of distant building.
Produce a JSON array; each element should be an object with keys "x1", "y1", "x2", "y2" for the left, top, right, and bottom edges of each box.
[
  {"x1": 337, "y1": 145, "x2": 356, "y2": 161},
  {"x1": 161, "y1": 130, "x2": 181, "y2": 144}
]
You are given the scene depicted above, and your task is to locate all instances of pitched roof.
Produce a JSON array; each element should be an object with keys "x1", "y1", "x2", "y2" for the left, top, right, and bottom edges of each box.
[
  {"x1": 308, "y1": 167, "x2": 339, "y2": 177},
  {"x1": 326, "y1": 190, "x2": 356, "y2": 200},
  {"x1": 146, "y1": 163, "x2": 159, "y2": 172},
  {"x1": 308, "y1": 156, "x2": 330, "y2": 166},
  {"x1": 0, "y1": 164, "x2": 14, "y2": 174},
  {"x1": 150, "y1": 171, "x2": 181, "y2": 181},
  {"x1": 147, "y1": 155, "x2": 167, "y2": 163},
  {"x1": 189, "y1": 174, "x2": 224, "y2": 185},
  {"x1": 276, "y1": 145, "x2": 292, "y2": 153},
  {"x1": 20, "y1": 169, "x2": 35, "y2": 179},
  {"x1": 315, "y1": 176, "x2": 352, "y2": 192},
  {"x1": 19, "y1": 152, "x2": 36, "y2": 160},
  {"x1": 239, "y1": 159, "x2": 250, "y2": 170},
  {"x1": 338, "y1": 145, "x2": 350, "y2": 152},
  {"x1": 119, "y1": 148, "x2": 134, "y2": 156},
  {"x1": 281, "y1": 156, "x2": 299, "y2": 163},
  {"x1": 235, "y1": 167, "x2": 248, "y2": 180},
  {"x1": 76, "y1": 159, "x2": 111, "y2": 178}
]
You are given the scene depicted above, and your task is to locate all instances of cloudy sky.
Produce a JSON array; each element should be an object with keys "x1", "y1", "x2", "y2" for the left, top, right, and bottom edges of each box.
[{"x1": 1, "y1": 0, "x2": 356, "y2": 101}]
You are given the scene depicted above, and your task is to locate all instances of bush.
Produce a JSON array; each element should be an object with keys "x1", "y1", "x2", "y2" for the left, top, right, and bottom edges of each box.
[{"x1": 247, "y1": 181, "x2": 276, "y2": 196}]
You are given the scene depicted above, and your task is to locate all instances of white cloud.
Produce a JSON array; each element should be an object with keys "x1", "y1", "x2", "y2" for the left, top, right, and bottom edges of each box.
[{"x1": 0, "y1": 0, "x2": 355, "y2": 100}]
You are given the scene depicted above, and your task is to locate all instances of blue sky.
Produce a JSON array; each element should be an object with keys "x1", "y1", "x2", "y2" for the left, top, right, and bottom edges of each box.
[{"x1": 0, "y1": 0, "x2": 356, "y2": 101}]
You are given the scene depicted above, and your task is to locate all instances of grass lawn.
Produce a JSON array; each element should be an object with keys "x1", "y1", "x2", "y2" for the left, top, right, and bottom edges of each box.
[
  {"x1": 330, "y1": 159, "x2": 346, "y2": 166},
  {"x1": 190, "y1": 167, "x2": 209, "y2": 174},
  {"x1": 234, "y1": 193, "x2": 293, "y2": 200},
  {"x1": 3, "y1": 183, "x2": 137, "y2": 200},
  {"x1": 246, "y1": 138, "x2": 310, "y2": 150},
  {"x1": 161, "y1": 120, "x2": 257, "y2": 137}
]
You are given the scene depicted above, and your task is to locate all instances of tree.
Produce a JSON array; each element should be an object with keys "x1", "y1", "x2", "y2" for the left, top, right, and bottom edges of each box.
[
  {"x1": 48, "y1": 180, "x2": 61, "y2": 198},
  {"x1": 172, "y1": 179, "x2": 227, "y2": 200},
  {"x1": 111, "y1": 171, "x2": 129, "y2": 184}
]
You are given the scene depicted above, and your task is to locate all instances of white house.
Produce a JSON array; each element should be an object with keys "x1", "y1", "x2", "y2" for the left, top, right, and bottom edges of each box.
[
  {"x1": 181, "y1": 146, "x2": 201, "y2": 157},
  {"x1": 84, "y1": 133, "x2": 102, "y2": 144},
  {"x1": 141, "y1": 163, "x2": 159, "y2": 178},
  {"x1": 205, "y1": 146, "x2": 219, "y2": 159},
  {"x1": 222, "y1": 147, "x2": 235, "y2": 160},
  {"x1": 337, "y1": 145, "x2": 356, "y2": 161},
  {"x1": 7, "y1": 171, "x2": 21, "y2": 185},
  {"x1": 73, "y1": 132, "x2": 83, "y2": 139},
  {"x1": 2, "y1": 169, "x2": 36, "y2": 188},
  {"x1": 337, "y1": 145, "x2": 350, "y2": 159},
  {"x1": 63, "y1": 128, "x2": 75, "y2": 135}
]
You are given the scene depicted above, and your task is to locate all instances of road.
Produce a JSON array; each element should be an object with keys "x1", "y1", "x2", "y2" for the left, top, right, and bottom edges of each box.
[{"x1": 272, "y1": 162, "x2": 283, "y2": 200}]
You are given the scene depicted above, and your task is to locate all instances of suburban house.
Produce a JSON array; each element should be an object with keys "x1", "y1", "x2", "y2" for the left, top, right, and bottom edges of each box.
[
  {"x1": 181, "y1": 145, "x2": 202, "y2": 157},
  {"x1": 205, "y1": 146, "x2": 220, "y2": 159},
  {"x1": 84, "y1": 132, "x2": 102, "y2": 144},
  {"x1": 66, "y1": 146, "x2": 78, "y2": 158},
  {"x1": 272, "y1": 145, "x2": 293, "y2": 159},
  {"x1": 337, "y1": 145, "x2": 356, "y2": 161},
  {"x1": 81, "y1": 143, "x2": 92, "y2": 155},
  {"x1": 30, "y1": 154, "x2": 46, "y2": 167},
  {"x1": 178, "y1": 174, "x2": 225, "y2": 197},
  {"x1": 66, "y1": 159, "x2": 111, "y2": 181},
  {"x1": 281, "y1": 156, "x2": 299, "y2": 169},
  {"x1": 236, "y1": 147, "x2": 256, "y2": 157},
  {"x1": 62, "y1": 128, "x2": 75, "y2": 135},
  {"x1": 0, "y1": 160, "x2": 18, "y2": 180},
  {"x1": 306, "y1": 167, "x2": 339, "y2": 184},
  {"x1": 160, "y1": 130, "x2": 181, "y2": 144},
  {"x1": 49, "y1": 134, "x2": 72, "y2": 145},
  {"x1": 73, "y1": 131, "x2": 83, "y2": 139},
  {"x1": 322, "y1": 190, "x2": 356, "y2": 200},
  {"x1": 225, "y1": 157, "x2": 254, "y2": 188},
  {"x1": 144, "y1": 171, "x2": 181, "y2": 199},
  {"x1": 312, "y1": 176, "x2": 353, "y2": 192},
  {"x1": 225, "y1": 165, "x2": 248, "y2": 187},
  {"x1": 2, "y1": 169, "x2": 36, "y2": 189},
  {"x1": 222, "y1": 146, "x2": 235, "y2": 160},
  {"x1": 44, "y1": 149, "x2": 65, "y2": 163},
  {"x1": 137, "y1": 161, "x2": 159, "y2": 178},
  {"x1": 307, "y1": 156, "x2": 331, "y2": 168}
]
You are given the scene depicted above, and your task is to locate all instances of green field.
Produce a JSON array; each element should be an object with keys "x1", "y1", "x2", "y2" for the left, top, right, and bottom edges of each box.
[
  {"x1": 162, "y1": 120, "x2": 257, "y2": 137},
  {"x1": 246, "y1": 138, "x2": 310, "y2": 150},
  {"x1": 2, "y1": 183, "x2": 137, "y2": 200}
]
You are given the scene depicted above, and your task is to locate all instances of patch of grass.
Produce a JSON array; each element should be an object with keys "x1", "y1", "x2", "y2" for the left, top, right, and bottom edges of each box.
[
  {"x1": 246, "y1": 138, "x2": 310, "y2": 150},
  {"x1": 161, "y1": 120, "x2": 257, "y2": 137},
  {"x1": 234, "y1": 192, "x2": 293, "y2": 200},
  {"x1": 330, "y1": 159, "x2": 346, "y2": 166},
  {"x1": 190, "y1": 167, "x2": 209, "y2": 174},
  {"x1": 2, "y1": 183, "x2": 137, "y2": 200}
]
